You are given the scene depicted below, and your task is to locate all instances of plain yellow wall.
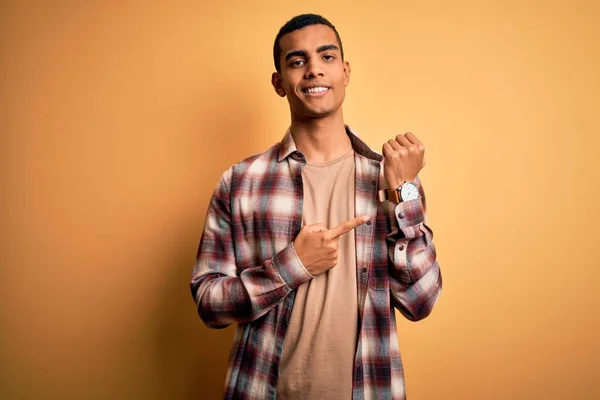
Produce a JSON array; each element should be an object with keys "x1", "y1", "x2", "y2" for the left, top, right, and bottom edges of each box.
[{"x1": 2, "y1": 0, "x2": 599, "y2": 399}]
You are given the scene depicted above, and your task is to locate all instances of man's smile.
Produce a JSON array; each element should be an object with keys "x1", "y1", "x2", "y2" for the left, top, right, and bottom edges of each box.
[{"x1": 301, "y1": 85, "x2": 330, "y2": 97}]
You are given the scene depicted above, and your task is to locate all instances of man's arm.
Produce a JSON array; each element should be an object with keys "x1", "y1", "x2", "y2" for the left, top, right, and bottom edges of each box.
[
  {"x1": 387, "y1": 175, "x2": 442, "y2": 321},
  {"x1": 190, "y1": 168, "x2": 312, "y2": 329},
  {"x1": 380, "y1": 132, "x2": 442, "y2": 321}
]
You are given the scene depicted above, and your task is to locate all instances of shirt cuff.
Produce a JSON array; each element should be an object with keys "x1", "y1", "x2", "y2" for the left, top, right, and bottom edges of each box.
[
  {"x1": 394, "y1": 197, "x2": 425, "y2": 239},
  {"x1": 272, "y1": 243, "x2": 314, "y2": 290}
]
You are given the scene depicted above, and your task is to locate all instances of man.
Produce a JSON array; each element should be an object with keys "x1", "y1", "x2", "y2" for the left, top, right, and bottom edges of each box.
[{"x1": 191, "y1": 14, "x2": 442, "y2": 400}]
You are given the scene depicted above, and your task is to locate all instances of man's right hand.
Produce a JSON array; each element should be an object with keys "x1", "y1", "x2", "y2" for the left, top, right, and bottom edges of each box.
[{"x1": 293, "y1": 215, "x2": 371, "y2": 276}]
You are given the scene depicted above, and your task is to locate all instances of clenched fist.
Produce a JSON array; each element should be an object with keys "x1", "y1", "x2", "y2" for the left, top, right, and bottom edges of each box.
[
  {"x1": 293, "y1": 215, "x2": 370, "y2": 276},
  {"x1": 382, "y1": 132, "x2": 426, "y2": 189}
]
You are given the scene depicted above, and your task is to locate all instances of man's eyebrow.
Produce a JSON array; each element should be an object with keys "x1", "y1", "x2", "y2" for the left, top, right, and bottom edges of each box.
[
  {"x1": 316, "y1": 44, "x2": 339, "y2": 53},
  {"x1": 284, "y1": 44, "x2": 340, "y2": 62},
  {"x1": 284, "y1": 50, "x2": 307, "y2": 62}
]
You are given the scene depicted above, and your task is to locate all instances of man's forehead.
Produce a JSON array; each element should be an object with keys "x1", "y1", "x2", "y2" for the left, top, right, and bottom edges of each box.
[{"x1": 279, "y1": 24, "x2": 339, "y2": 53}]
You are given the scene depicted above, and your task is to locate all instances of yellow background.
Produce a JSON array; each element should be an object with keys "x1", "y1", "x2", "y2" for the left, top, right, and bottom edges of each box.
[{"x1": 2, "y1": 0, "x2": 599, "y2": 399}]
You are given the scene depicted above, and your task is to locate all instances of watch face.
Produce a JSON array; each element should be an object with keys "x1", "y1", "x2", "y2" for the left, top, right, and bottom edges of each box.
[{"x1": 401, "y1": 182, "x2": 419, "y2": 201}]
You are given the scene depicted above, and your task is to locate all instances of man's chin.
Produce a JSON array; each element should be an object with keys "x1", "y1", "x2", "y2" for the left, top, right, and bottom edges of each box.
[
  {"x1": 303, "y1": 106, "x2": 336, "y2": 119},
  {"x1": 290, "y1": 102, "x2": 339, "y2": 120}
]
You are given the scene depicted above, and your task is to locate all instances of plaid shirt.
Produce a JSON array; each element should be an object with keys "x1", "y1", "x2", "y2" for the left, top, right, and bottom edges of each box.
[{"x1": 191, "y1": 126, "x2": 442, "y2": 399}]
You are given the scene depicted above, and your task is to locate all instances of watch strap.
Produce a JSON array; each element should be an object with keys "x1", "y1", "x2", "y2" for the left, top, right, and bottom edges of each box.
[{"x1": 378, "y1": 188, "x2": 401, "y2": 203}]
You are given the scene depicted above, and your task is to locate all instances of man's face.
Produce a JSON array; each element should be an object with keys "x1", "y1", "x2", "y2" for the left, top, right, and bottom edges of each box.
[{"x1": 272, "y1": 24, "x2": 350, "y2": 120}]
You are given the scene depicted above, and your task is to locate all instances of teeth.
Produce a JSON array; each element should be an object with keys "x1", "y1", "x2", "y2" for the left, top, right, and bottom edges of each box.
[{"x1": 306, "y1": 87, "x2": 328, "y2": 93}]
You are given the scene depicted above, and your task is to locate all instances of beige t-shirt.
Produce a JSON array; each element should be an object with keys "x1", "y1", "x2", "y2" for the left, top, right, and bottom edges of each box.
[{"x1": 277, "y1": 150, "x2": 358, "y2": 399}]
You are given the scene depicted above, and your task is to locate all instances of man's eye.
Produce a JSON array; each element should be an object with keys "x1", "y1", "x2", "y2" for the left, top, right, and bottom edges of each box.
[
  {"x1": 291, "y1": 60, "x2": 305, "y2": 67},
  {"x1": 323, "y1": 55, "x2": 335, "y2": 61}
]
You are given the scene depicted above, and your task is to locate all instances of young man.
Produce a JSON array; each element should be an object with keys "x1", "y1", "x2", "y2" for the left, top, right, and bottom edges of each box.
[{"x1": 191, "y1": 14, "x2": 442, "y2": 400}]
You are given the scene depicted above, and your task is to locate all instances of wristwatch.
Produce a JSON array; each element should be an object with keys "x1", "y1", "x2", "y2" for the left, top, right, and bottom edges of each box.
[{"x1": 378, "y1": 181, "x2": 420, "y2": 203}]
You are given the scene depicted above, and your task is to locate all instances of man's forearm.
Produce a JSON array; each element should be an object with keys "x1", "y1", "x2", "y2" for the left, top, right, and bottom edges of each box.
[
  {"x1": 192, "y1": 243, "x2": 312, "y2": 328},
  {"x1": 385, "y1": 179, "x2": 442, "y2": 320}
]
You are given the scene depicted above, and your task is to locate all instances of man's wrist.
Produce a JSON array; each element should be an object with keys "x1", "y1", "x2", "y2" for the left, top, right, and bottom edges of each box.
[{"x1": 378, "y1": 180, "x2": 419, "y2": 204}]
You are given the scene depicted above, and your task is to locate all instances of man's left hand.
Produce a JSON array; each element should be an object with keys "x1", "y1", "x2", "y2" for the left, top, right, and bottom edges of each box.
[{"x1": 382, "y1": 132, "x2": 426, "y2": 189}]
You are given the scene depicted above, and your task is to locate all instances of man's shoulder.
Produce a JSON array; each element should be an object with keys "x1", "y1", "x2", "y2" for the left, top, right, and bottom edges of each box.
[
  {"x1": 233, "y1": 142, "x2": 280, "y2": 171},
  {"x1": 219, "y1": 142, "x2": 282, "y2": 183}
]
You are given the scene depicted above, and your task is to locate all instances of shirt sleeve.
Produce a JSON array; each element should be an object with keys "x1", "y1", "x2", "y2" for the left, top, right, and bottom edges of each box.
[
  {"x1": 387, "y1": 175, "x2": 442, "y2": 321},
  {"x1": 190, "y1": 167, "x2": 313, "y2": 329}
]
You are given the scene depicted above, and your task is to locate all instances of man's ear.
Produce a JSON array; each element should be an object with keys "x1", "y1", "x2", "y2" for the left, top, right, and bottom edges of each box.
[
  {"x1": 271, "y1": 72, "x2": 286, "y2": 97},
  {"x1": 343, "y1": 61, "x2": 351, "y2": 87}
]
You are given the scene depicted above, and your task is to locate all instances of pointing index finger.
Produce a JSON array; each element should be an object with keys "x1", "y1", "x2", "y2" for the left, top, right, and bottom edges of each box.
[{"x1": 327, "y1": 215, "x2": 370, "y2": 240}]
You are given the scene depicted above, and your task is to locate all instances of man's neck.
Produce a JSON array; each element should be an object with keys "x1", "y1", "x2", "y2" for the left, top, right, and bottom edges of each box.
[{"x1": 290, "y1": 112, "x2": 353, "y2": 165}]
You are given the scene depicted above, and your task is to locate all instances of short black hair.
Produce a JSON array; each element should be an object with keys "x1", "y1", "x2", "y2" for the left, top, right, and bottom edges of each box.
[{"x1": 273, "y1": 14, "x2": 344, "y2": 73}]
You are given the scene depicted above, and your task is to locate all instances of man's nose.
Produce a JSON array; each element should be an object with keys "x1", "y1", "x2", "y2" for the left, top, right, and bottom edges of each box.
[{"x1": 304, "y1": 58, "x2": 324, "y2": 79}]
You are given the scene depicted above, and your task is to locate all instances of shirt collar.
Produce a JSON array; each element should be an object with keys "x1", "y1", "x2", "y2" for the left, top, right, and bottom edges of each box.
[{"x1": 277, "y1": 125, "x2": 383, "y2": 163}]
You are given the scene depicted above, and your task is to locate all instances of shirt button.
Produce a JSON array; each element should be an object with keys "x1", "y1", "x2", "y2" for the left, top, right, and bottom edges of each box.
[
  {"x1": 362, "y1": 268, "x2": 367, "y2": 273},
  {"x1": 398, "y1": 244, "x2": 405, "y2": 251},
  {"x1": 295, "y1": 177, "x2": 302, "y2": 184},
  {"x1": 292, "y1": 221, "x2": 298, "y2": 227},
  {"x1": 398, "y1": 212, "x2": 405, "y2": 219},
  {"x1": 366, "y1": 220, "x2": 371, "y2": 226},
  {"x1": 371, "y1": 180, "x2": 376, "y2": 185}
]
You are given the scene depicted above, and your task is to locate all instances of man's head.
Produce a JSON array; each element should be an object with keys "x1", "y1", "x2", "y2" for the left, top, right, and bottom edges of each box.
[
  {"x1": 271, "y1": 14, "x2": 350, "y2": 120},
  {"x1": 273, "y1": 14, "x2": 344, "y2": 74}
]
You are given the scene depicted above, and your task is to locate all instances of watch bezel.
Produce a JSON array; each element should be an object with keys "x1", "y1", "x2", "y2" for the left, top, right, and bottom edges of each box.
[{"x1": 399, "y1": 181, "x2": 419, "y2": 201}]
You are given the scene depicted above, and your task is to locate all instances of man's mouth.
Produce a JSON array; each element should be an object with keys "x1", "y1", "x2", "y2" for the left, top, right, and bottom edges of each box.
[{"x1": 301, "y1": 86, "x2": 330, "y2": 96}]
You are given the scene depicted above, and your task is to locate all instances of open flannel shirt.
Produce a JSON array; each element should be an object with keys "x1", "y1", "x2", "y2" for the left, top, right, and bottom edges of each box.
[{"x1": 191, "y1": 126, "x2": 442, "y2": 399}]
